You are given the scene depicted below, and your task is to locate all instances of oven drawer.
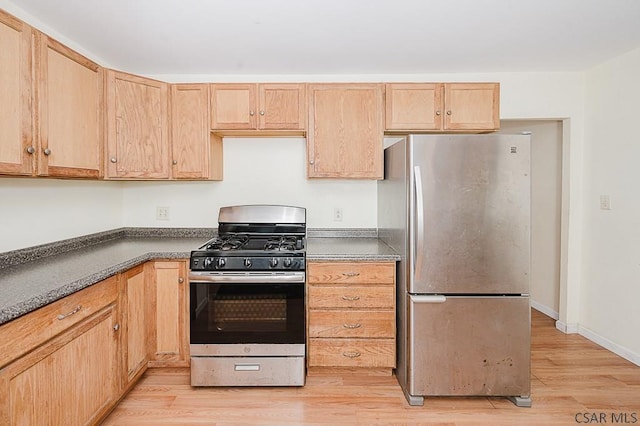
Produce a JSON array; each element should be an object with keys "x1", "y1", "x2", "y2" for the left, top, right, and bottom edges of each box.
[
  {"x1": 308, "y1": 285, "x2": 394, "y2": 309},
  {"x1": 308, "y1": 310, "x2": 395, "y2": 338},
  {"x1": 190, "y1": 356, "x2": 305, "y2": 386},
  {"x1": 308, "y1": 338, "x2": 395, "y2": 368},
  {"x1": 307, "y1": 262, "x2": 395, "y2": 284}
]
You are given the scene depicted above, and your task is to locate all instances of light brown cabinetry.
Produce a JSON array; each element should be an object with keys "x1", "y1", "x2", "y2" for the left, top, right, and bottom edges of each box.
[
  {"x1": 0, "y1": 11, "x2": 33, "y2": 176},
  {"x1": 307, "y1": 261, "x2": 396, "y2": 372},
  {"x1": 307, "y1": 84, "x2": 384, "y2": 179},
  {"x1": 106, "y1": 70, "x2": 170, "y2": 179},
  {"x1": 35, "y1": 33, "x2": 103, "y2": 178},
  {"x1": 171, "y1": 84, "x2": 222, "y2": 180},
  {"x1": 385, "y1": 82, "x2": 500, "y2": 131},
  {"x1": 0, "y1": 277, "x2": 119, "y2": 425},
  {"x1": 148, "y1": 260, "x2": 189, "y2": 367},
  {"x1": 210, "y1": 83, "x2": 306, "y2": 132},
  {"x1": 119, "y1": 264, "x2": 148, "y2": 389}
]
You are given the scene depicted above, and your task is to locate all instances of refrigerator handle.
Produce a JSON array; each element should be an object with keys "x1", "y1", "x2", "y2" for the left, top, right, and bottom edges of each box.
[
  {"x1": 409, "y1": 295, "x2": 447, "y2": 303},
  {"x1": 413, "y1": 166, "x2": 425, "y2": 278}
]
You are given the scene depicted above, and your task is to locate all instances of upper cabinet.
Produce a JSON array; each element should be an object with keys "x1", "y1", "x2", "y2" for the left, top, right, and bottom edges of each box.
[
  {"x1": 307, "y1": 84, "x2": 384, "y2": 179},
  {"x1": 0, "y1": 11, "x2": 33, "y2": 176},
  {"x1": 385, "y1": 82, "x2": 500, "y2": 132},
  {"x1": 105, "y1": 70, "x2": 170, "y2": 179},
  {"x1": 171, "y1": 84, "x2": 222, "y2": 180},
  {"x1": 35, "y1": 33, "x2": 103, "y2": 178},
  {"x1": 210, "y1": 83, "x2": 306, "y2": 132}
]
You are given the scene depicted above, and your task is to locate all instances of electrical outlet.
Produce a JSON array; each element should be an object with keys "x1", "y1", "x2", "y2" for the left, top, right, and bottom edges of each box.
[
  {"x1": 156, "y1": 206, "x2": 170, "y2": 220},
  {"x1": 599, "y1": 195, "x2": 611, "y2": 210},
  {"x1": 333, "y1": 208, "x2": 343, "y2": 222}
]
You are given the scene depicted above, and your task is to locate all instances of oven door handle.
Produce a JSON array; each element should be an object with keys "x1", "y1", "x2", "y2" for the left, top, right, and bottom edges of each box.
[{"x1": 189, "y1": 272, "x2": 306, "y2": 284}]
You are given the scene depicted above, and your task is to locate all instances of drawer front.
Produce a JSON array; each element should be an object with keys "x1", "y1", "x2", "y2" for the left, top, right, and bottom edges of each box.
[
  {"x1": 191, "y1": 356, "x2": 305, "y2": 386},
  {"x1": 308, "y1": 311, "x2": 394, "y2": 338},
  {"x1": 308, "y1": 338, "x2": 395, "y2": 368},
  {"x1": 308, "y1": 284, "x2": 394, "y2": 309},
  {"x1": 307, "y1": 262, "x2": 395, "y2": 284},
  {"x1": 0, "y1": 276, "x2": 118, "y2": 368}
]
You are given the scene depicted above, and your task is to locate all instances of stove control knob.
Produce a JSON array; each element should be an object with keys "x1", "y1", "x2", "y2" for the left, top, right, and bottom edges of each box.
[
  {"x1": 269, "y1": 258, "x2": 279, "y2": 268},
  {"x1": 216, "y1": 258, "x2": 226, "y2": 268},
  {"x1": 204, "y1": 257, "x2": 214, "y2": 268},
  {"x1": 283, "y1": 258, "x2": 292, "y2": 268},
  {"x1": 244, "y1": 258, "x2": 252, "y2": 268}
]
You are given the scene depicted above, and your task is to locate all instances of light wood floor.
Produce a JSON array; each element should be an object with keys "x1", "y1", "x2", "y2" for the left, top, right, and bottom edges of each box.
[{"x1": 102, "y1": 310, "x2": 640, "y2": 425}]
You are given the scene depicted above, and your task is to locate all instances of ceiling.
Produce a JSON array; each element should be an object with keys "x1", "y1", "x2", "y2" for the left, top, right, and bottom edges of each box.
[{"x1": 7, "y1": 0, "x2": 640, "y2": 76}]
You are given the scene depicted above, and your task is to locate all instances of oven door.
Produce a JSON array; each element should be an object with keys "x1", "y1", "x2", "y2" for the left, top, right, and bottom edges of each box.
[{"x1": 189, "y1": 272, "x2": 305, "y2": 347}]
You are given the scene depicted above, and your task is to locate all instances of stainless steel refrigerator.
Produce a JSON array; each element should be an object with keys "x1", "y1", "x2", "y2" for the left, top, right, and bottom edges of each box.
[{"x1": 378, "y1": 134, "x2": 531, "y2": 407}]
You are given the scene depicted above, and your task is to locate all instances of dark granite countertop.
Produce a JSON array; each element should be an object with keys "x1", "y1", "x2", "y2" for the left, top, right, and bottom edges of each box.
[{"x1": 0, "y1": 228, "x2": 398, "y2": 325}]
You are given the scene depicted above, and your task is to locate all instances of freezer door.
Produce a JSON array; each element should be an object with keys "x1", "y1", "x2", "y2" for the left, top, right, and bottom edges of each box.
[
  {"x1": 407, "y1": 295, "x2": 531, "y2": 398},
  {"x1": 409, "y1": 134, "x2": 530, "y2": 294}
]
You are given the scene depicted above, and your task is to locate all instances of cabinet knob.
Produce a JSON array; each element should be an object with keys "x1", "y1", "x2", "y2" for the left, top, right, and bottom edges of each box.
[
  {"x1": 309, "y1": 159, "x2": 315, "y2": 165},
  {"x1": 435, "y1": 111, "x2": 441, "y2": 116},
  {"x1": 43, "y1": 148, "x2": 52, "y2": 156},
  {"x1": 249, "y1": 110, "x2": 255, "y2": 116},
  {"x1": 178, "y1": 277, "x2": 184, "y2": 283},
  {"x1": 172, "y1": 160, "x2": 178, "y2": 165},
  {"x1": 446, "y1": 110, "x2": 452, "y2": 115},
  {"x1": 110, "y1": 157, "x2": 117, "y2": 163},
  {"x1": 113, "y1": 323, "x2": 120, "y2": 331},
  {"x1": 259, "y1": 110, "x2": 265, "y2": 116},
  {"x1": 26, "y1": 146, "x2": 36, "y2": 154}
]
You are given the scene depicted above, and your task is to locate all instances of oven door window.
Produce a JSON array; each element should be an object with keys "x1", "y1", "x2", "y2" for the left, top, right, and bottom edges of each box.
[{"x1": 190, "y1": 282, "x2": 305, "y2": 344}]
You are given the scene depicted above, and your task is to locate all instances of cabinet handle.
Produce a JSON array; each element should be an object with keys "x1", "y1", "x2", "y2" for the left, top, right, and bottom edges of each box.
[
  {"x1": 43, "y1": 148, "x2": 52, "y2": 156},
  {"x1": 446, "y1": 110, "x2": 452, "y2": 115},
  {"x1": 435, "y1": 111, "x2": 441, "y2": 116},
  {"x1": 113, "y1": 323, "x2": 120, "y2": 331},
  {"x1": 343, "y1": 323, "x2": 361, "y2": 329},
  {"x1": 249, "y1": 110, "x2": 255, "y2": 116},
  {"x1": 178, "y1": 277, "x2": 184, "y2": 283},
  {"x1": 26, "y1": 146, "x2": 35, "y2": 154},
  {"x1": 341, "y1": 295, "x2": 360, "y2": 301},
  {"x1": 259, "y1": 110, "x2": 265, "y2": 116},
  {"x1": 110, "y1": 157, "x2": 117, "y2": 163},
  {"x1": 342, "y1": 272, "x2": 360, "y2": 277},
  {"x1": 57, "y1": 305, "x2": 82, "y2": 320},
  {"x1": 343, "y1": 351, "x2": 361, "y2": 358}
]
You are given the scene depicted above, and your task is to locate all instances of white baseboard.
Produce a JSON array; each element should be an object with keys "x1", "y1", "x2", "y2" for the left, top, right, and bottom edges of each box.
[
  {"x1": 555, "y1": 320, "x2": 579, "y2": 334},
  {"x1": 578, "y1": 325, "x2": 640, "y2": 367},
  {"x1": 530, "y1": 300, "x2": 559, "y2": 320}
]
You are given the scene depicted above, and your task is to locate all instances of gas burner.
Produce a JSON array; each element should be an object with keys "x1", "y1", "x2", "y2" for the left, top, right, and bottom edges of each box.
[
  {"x1": 264, "y1": 236, "x2": 299, "y2": 251},
  {"x1": 205, "y1": 234, "x2": 249, "y2": 251}
]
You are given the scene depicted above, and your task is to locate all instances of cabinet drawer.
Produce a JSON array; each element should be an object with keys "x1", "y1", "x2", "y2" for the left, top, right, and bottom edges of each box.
[
  {"x1": 308, "y1": 284, "x2": 394, "y2": 309},
  {"x1": 307, "y1": 262, "x2": 395, "y2": 284},
  {"x1": 308, "y1": 338, "x2": 395, "y2": 368},
  {"x1": 308, "y1": 311, "x2": 394, "y2": 338},
  {"x1": 0, "y1": 276, "x2": 118, "y2": 368}
]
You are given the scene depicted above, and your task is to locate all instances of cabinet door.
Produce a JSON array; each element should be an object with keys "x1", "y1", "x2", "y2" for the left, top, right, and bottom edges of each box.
[
  {"x1": 444, "y1": 83, "x2": 500, "y2": 131},
  {"x1": 148, "y1": 261, "x2": 189, "y2": 367},
  {"x1": 0, "y1": 11, "x2": 34, "y2": 176},
  {"x1": 258, "y1": 84, "x2": 306, "y2": 130},
  {"x1": 0, "y1": 306, "x2": 119, "y2": 426},
  {"x1": 171, "y1": 84, "x2": 222, "y2": 180},
  {"x1": 307, "y1": 84, "x2": 384, "y2": 179},
  {"x1": 210, "y1": 84, "x2": 256, "y2": 130},
  {"x1": 122, "y1": 265, "x2": 148, "y2": 384},
  {"x1": 36, "y1": 34, "x2": 103, "y2": 178},
  {"x1": 106, "y1": 70, "x2": 169, "y2": 178},
  {"x1": 385, "y1": 83, "x2": 443, "y2": 131}
]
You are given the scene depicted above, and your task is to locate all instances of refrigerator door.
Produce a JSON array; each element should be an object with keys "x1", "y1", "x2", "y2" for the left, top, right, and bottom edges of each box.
[
  {"x1": 407, "y1": 294, "x2": 531, "y2": 398},
  {"x1": 408, "y1": 134, "x2": 530, "y2": 294}
]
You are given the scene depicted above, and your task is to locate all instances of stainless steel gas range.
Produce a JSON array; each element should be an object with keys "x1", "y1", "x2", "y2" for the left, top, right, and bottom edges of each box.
[{"x1": 188, "y1": 205, "x2": 306, "y2": 387}]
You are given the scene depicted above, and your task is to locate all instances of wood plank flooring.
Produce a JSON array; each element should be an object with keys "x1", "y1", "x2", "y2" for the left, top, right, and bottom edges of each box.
[{"x1": 102, "y1": 310, "x2": 640, "y2": 425}]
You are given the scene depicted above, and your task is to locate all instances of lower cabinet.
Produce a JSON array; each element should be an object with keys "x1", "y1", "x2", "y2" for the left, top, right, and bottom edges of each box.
[
  {"x1": 120, "y1": 264, "x2": 148, "y2": 388},
  {"x1": 307, "y1": 261, "x2": 396, "y2": 373},
  {"x1": 0, "y1": 277, "x2": 119, "y2": 425}
]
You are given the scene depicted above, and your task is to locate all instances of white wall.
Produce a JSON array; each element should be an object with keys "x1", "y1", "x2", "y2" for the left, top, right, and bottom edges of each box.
[
  {"x1": 121, "y1": 137, "x2": 377, "y2": 229},
  {"x1": 0, "y1": 179, "x2": 123, "y2": 252},
  {"x1": 582, "y1": 47, "x2": 640, "y2": 361}
]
